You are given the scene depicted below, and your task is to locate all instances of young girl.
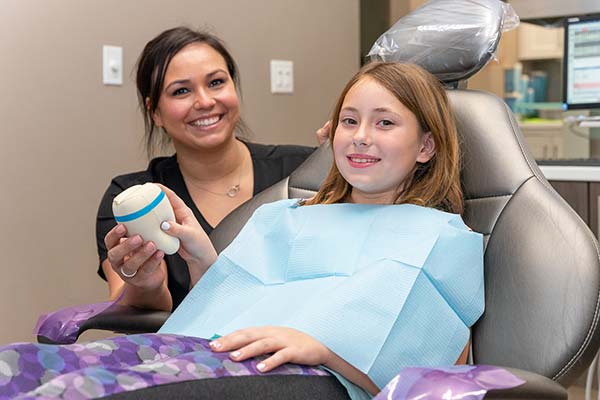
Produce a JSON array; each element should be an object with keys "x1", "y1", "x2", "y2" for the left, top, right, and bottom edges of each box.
[{"x1": 2, "y1": 63, "x2": 483, "y2": 399}]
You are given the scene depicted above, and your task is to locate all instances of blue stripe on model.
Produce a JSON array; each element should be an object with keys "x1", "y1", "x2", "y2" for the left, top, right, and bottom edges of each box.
[{"x1": 114, "y1": 190, "x2": 165, "y2": 222}]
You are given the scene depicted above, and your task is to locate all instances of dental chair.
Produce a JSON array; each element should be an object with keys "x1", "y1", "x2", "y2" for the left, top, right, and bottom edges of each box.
[
  {"x1": 37, "y1": 0, "x2": 600, "y2": 398},
  {"x1": 206, "y1": 95, "x2": 600, "y2": 400},
  {"x1": 90, "y1": 86, "x2": 600, "y2": 399}
]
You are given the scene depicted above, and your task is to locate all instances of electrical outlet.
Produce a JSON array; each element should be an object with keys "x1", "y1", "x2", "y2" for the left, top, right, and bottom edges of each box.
[{"x1": 270, "y1": 60, "x2": 293, "y2": 94}]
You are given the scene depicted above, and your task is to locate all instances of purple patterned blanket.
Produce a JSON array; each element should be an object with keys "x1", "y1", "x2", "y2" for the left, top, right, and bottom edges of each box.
[
  {"x1": 0, "y1": 333, "x2": 526, "y2": 400},
  {"x1": 0, "y1": 333, "x2": 327, "y2": 399}
]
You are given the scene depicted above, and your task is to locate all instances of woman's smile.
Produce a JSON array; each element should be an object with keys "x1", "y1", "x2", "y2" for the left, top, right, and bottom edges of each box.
[
  {"x1": 187, "y1": 114, "x2": 224, "y2": 130},
  {"x1": 153, "y1": 42, "x2": 240, "y2": 151}
]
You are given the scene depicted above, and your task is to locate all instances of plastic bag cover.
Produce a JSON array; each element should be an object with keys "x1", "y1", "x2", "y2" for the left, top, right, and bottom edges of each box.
[{"x1": 368, "y1": 0, "x2": 519, "y2": 83}]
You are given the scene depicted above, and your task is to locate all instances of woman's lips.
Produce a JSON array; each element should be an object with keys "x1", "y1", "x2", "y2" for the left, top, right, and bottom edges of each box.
[{"x1": 188, "y1": 114, "x2": 224, "y2": 129}]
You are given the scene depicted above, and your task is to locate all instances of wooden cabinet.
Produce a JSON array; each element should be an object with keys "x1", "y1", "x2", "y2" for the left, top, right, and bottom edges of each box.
[
  {"x1": 518, "y1": 22, "x2": 564, "y2": 61},
  {"x1": 549, "y1": 180, "x2": 600, "y2": 238},
  {"x1": 589, "y1": 183, "x2": 600, "y2": 237},
  {"x1": 549, "y1": 181, "x2": 589, "y2": 222}
]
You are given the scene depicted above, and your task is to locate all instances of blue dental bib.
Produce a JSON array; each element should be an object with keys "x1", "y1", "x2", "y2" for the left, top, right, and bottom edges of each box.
[{"x1": 160, "y1": 199, "x2": 484, "y2": 390}]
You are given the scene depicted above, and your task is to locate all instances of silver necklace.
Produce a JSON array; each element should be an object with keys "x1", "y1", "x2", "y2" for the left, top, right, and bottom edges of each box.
[
  {"x1": 194, "y1": 182, "x2": 241, "y2": 198},
  {"x1": 192, "y1": 147, "x2": 245, "y2": 198}
]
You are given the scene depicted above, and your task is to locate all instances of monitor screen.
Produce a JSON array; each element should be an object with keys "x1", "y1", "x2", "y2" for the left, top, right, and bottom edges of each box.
[{"x1": 563, "y1": 15, "x2": 600, "y2": 110}]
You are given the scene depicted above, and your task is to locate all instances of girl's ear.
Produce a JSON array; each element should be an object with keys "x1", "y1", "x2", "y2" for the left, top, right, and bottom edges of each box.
[
  {"x1": 417, "y1": 132, "x2": 436, "y2": 163},
  {"x1": 147, "y1": 97, "x2": 163, "y2": 128}
]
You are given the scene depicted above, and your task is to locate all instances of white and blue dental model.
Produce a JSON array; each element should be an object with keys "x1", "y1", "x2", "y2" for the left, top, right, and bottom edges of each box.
[{"x1": 112, "y1": 183, "x2": 180, "y2": 255}]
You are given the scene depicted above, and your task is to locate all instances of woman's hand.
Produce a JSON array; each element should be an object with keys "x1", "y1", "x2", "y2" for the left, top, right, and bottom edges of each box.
[
  {"x1": 316, "y1": 120, "x2": 331, "y2": 145},
  {"x1": 157, "y1": 184, "x2": 217, "y2": 285},
  {"x1": 209, "y1": 326, "x2": 332, "y2": 372},
  {"x1": 104, "y1": 224, "x2": 166, "y2": 291}
]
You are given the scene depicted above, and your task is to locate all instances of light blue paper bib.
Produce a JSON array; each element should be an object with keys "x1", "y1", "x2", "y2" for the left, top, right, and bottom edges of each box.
[{"x1": 160, "y1": 199, "x2": 484, "y2": 390}]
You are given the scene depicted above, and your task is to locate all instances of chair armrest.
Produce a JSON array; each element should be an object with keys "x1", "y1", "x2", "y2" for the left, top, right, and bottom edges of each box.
[
  {"x1": 37, "y1": 305, "x2": 170, "y2": 344},
  {"x1": 374, "y1": 365, "x2": 567, "y2": 400},
  {"x1": 484, "y1": 367, "x2": 567, "y2": 399}
]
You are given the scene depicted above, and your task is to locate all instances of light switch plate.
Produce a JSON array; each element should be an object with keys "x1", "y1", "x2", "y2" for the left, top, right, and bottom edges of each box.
[
  {"x1": 270, "y1": 60, "x2": 293, "y2": 94},
  {"x1": 103, "y1": 45, "x2": 123, "y2": 86}
]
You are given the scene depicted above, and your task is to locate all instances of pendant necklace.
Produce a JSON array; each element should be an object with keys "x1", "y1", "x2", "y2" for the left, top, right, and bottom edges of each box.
[
  {"x1": 194, "y1": 169, "x2": 242, "y2": 198},
  {"x1": 193, "y1": 148, "x2": 245, "y2": 198},
  {"x1": 225, "y1": 182, "x2": 240, "y2": 198}
]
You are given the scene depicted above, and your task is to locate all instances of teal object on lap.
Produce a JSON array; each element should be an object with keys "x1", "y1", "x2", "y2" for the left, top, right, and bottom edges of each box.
[{"x1": 160, "y1": 199, "x2": 484, "y2": 389}]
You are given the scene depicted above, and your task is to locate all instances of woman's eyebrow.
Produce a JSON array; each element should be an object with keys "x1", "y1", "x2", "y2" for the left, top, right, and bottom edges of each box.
[
  {"x1": 164, "y1": 79, "x2": 191, "y2": 91},
  {"x1": 206, "y1": 69, "x2": 227, "y2": 78}
]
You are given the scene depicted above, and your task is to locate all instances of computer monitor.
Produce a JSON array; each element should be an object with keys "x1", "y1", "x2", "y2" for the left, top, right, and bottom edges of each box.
[{"x1": 563, "y1": 15, "x2": 600, "y2": 110}]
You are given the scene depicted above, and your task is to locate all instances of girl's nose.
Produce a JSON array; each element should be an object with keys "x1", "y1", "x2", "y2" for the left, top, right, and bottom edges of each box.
[{"x1": 352, "y1": 125, "x2": 371, "y2": 147}]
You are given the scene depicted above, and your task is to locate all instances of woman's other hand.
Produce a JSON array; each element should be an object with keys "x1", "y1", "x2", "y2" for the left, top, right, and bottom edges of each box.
[
  {"x1": 316, "y1": 120, "x2": 331, "y2": 145},
  {"x1": 157, "y1": 184, "x2": 217, "y2": 285},
  {"x1": 209, "y1": 326, "x2": 331, "y2": 372}
]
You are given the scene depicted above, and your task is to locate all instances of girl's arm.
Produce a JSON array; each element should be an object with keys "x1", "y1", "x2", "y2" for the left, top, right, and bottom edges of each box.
[
  {"x1": 324, "y1": 348, "x2": 380, "y2": 395},
  {"x1": 456, "y1": 340, "x2": 470, "y2": 364},
  {"x1": 210, "y1": 327, "x2": 469, "y2": 395},
  {"x1": 209, "y1": 326, "x2": 379, "y2": 396}
]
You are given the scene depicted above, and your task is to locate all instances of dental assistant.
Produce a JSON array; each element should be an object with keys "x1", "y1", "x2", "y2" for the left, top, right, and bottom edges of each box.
[{"x1": 96, "y1": 27, "x2": 315, "y2": 312}]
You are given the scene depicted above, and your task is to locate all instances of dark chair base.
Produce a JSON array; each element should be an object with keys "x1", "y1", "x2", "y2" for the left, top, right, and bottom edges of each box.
[{"x1": 101, "y1": 375, "x2": 350, "y2": 400}]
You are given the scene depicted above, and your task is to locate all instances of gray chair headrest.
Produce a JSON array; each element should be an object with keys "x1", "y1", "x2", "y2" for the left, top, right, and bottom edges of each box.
[{"x1": 368, "y1": 0, "x2": 519, "y2": 85}]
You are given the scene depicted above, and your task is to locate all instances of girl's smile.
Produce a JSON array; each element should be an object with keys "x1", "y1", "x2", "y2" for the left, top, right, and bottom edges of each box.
[
  {"x1": 346, "y1": 153, "x2": 381, "y2": 168},
  {"x1": 333, "y1": 77, "x2": 435, "y2": 204}
]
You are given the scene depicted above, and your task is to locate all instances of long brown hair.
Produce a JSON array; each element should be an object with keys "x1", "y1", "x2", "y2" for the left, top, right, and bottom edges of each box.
[{"x1": 306, "y1": 62, "x2": 463, "y2": 214}]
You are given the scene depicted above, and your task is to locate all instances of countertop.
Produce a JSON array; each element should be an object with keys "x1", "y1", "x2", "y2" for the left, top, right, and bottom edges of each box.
[{"x1": 537, "y1": 159, "x2": 600, "y2": 181}]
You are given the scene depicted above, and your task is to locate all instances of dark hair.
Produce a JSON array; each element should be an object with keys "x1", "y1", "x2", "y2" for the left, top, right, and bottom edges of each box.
[{"x1": 136, "y1": 27, "x2": 246, "y2": 157}]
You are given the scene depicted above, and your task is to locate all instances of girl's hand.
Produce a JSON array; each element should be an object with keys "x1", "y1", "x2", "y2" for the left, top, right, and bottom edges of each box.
[
  {"x1": 104, "y1": 224, "x2": 166, "y2": 290},
  {"x1": 316, "y1": 120, "x2": 331, "y2": 145},
  {"x1": 209, "y1": 326, "x2": 332, "y2": 372},
  {"x1": 156, "y1": 184, "x2": 217, "y2": 285}
]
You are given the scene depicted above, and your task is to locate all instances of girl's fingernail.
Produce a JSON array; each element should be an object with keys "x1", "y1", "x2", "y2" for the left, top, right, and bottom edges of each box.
[
  {"x1": 161, "y1": 221, "x2": 170, "y2": 231},
  {"x1": 116, "y1": 225, "x2": 125, "y2": 234},
  {"x1": 256, "y1": 363, "x2": 266, "y2": 371},
  {"x1": 131, "y1": 236, "x2": 142, "y2": 245},
  {"x1": 231, "y1": 351, "x2": 240, "y2": 358},
  {"x1": 210, "y1": 341, "x2": 221, "y2": 349}
]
